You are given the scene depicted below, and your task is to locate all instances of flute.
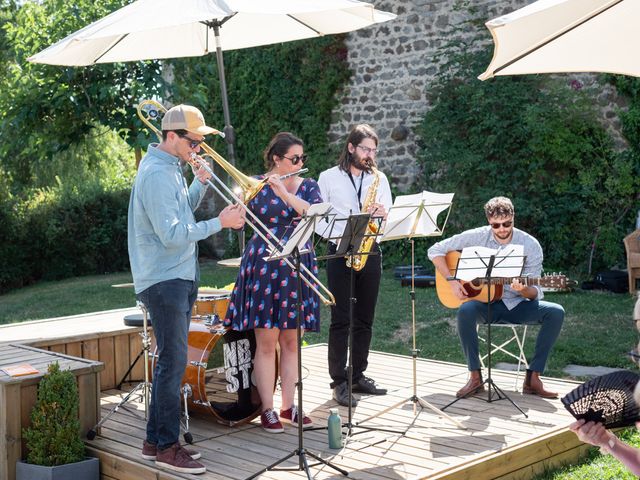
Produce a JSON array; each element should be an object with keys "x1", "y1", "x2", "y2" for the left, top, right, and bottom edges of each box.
[{"x1": 278, "y1": 168, "x2": 308, "y2": 180}]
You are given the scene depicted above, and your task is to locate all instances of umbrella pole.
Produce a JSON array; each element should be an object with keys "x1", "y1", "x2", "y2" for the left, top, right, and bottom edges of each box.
[{"x1": 213, "y1": 22, "x2": 236, "y2": 167}]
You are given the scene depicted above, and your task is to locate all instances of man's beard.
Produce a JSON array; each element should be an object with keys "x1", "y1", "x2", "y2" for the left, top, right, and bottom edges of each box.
[
  {"x1": 351, "y1": 152, "x2": 374, "y2": 173},
  {"x1": 494, "y1": 230, "x2": 513, "y2": 241}
]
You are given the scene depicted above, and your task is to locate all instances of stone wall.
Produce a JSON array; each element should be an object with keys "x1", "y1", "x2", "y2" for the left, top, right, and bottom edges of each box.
[{"x1": 328, "y1": 0, "x2": 625, "y2": 191}]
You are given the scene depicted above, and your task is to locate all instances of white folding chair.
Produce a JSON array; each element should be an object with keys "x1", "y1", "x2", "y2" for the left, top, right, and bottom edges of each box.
[{"x1": 478, "y1": 324, "x2": 528, "y2": 391}]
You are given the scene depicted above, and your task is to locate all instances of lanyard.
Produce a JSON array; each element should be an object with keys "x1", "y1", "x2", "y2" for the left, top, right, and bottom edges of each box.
[{"x1": 347, "y1": 171, "x2": 364, "y2": 211}]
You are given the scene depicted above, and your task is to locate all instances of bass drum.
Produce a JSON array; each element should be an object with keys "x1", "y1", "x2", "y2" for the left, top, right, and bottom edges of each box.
[
  {"x1": 150, "y1": 314, "x2": 278, "y2": 427},
  {"x1": 183, "y1": 318, "x2": 274, "y2": 426}
]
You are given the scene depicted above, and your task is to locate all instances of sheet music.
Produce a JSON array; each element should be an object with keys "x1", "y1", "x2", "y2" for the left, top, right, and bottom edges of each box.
[
  {"x1": 382, "y1": 191, "x2": 454, "y2": 241},
  {"x1": 456, "y1": 245, "x2": 525, "y2": 281},
  {"x1": 265, "y1": 202, "x2": 332, "y2": 260}
]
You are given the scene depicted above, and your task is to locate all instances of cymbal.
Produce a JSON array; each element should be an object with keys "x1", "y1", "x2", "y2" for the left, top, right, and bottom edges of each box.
[{"x1": 218, "y1": 257, "x2": 241, "y2": 268}]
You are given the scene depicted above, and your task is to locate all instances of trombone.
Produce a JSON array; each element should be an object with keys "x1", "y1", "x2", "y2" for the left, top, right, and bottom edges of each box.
[{"x1": 136, "y1": 100, "x2": 335, "y2": 306}]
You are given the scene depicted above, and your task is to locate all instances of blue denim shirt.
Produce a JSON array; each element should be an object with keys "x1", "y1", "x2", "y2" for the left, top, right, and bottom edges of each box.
[
  {"x1": 427, "y1": 226, "x2": 544, "y2": 310},
  {"x1": 128, "y1": 144, "x2": 222, "y2": 294}
]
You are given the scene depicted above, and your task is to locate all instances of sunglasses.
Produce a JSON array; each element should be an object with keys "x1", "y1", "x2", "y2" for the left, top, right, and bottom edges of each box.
[
  {"x1": 281, "y1": 154, "x2": 308, "y2": 165},
  {"x1": 490, "y1": 220, "x2": 513, "y2": 229},
  {"x1": 177, "y1": 133, "x2": 204, "y2": 149}
]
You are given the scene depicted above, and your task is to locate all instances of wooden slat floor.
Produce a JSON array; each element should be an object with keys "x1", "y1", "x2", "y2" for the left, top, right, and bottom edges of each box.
[{"x1": 87, "y1": 344, "x2": 583, "y2": 480}]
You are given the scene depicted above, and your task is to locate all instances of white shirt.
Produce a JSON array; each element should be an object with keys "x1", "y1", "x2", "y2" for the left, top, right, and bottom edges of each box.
[{"x1": 316, "y1": 165, "x2": 393, "y2": 243}]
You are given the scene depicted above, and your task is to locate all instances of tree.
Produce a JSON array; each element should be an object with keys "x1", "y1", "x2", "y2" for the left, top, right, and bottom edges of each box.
[{"x1": 0, "y1": 0, "x2": 164, "y2": 191}]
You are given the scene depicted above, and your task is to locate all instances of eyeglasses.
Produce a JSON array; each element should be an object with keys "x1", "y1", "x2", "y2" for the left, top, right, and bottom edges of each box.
[
  {"x1": 281, "y1": 154, "x2": 308, "y2": 165},
  {"x1": 490, "y1": 220, "x2": 513, "y2": 229},
  {"x1": 357, "y1": 145, "x2": 378, "y2": 156},
  {"x1": 176, "y1": 132, "x2": 204, "y2": 149}
]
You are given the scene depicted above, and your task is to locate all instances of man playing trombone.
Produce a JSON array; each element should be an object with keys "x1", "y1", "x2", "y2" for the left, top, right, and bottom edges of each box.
[{"x1": 128, "y1": 104, "x2": 245, "y2": 475}]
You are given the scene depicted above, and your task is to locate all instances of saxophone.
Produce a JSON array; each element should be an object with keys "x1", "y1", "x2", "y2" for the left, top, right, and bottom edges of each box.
[{"x1": 346, "y1": 167, "x2": 381, "y2": 271}]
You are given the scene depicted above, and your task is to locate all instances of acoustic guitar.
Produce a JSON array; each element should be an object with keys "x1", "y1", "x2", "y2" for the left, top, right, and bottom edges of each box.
[{"x1": 435, "y1": 251, "x2": 571, "y2": 309}]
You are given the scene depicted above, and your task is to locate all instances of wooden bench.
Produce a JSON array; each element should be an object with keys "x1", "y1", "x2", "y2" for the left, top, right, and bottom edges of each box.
[{"x1": 0, "y1": 307, "x2": 145, "y2": 391}]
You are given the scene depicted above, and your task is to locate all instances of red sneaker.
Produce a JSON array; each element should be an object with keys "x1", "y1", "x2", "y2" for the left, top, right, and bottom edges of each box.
[
  {"x1": 280, "y1": 405, "x2": 313, "y2": 429},
  {"x1": 260, "y1": 408, "x2": 284, "y2": 433}
]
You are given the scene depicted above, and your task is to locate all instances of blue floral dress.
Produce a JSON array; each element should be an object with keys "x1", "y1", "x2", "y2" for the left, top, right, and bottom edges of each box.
[{"x1": 224, "y1": 177, "x2": 322, "y2": 332}]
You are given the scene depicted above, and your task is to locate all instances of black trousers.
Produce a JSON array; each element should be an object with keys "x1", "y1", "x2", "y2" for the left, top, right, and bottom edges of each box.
[{"x1": 327, "y1": 242, "x2": 382, "y2": 388}]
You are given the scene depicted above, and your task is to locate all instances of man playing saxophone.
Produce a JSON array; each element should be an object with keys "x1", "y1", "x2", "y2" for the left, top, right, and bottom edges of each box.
[{"x1": 317, "y1": 124, "x2": 393, "y2": 407}]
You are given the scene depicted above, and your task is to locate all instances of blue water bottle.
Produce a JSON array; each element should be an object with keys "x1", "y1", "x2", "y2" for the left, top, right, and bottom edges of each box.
[{"x1": 328, "y1": 408, "x2": 342, "y2": 449}]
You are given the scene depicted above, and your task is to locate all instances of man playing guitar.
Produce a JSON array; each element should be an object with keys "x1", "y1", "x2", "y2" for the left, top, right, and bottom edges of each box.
[{"x1": 428, "y1": 196, "x2": 565, "y2": 399}]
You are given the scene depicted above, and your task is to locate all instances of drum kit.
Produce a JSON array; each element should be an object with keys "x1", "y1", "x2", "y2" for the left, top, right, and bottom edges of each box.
[
  {"x1": 149, "y1": 291, "x2": 277, "y2": 433},
  {"x1": 99, "y1": 257, "x2": 274, "y2": 443}
]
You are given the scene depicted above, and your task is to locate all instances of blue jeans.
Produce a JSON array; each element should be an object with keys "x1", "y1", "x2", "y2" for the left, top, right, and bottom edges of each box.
[
  {"x1": 457, "y1": 299, "x2": 564, "y2": 373},
  {"x1": 137, "y1": 279, "x2": 197, "y2": 450}
]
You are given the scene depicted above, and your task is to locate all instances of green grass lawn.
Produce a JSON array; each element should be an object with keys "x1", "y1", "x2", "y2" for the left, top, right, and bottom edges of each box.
[{"x1": 0, "y1": 260, "x2": 637, "y2": 478}]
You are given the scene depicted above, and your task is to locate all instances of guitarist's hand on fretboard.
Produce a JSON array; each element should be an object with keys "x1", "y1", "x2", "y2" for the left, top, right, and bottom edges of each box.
[{"x1": 510, "y1": 279, "x2": 538, "y2": 300}]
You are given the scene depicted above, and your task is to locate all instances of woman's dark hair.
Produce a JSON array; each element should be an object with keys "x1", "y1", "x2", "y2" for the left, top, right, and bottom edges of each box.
[
  {"x1": 338, "y1": 124, "x2": 379, "y2": 172},
  {"x1": 263, "y1": 132, "x2": 303, "y2": 170}
]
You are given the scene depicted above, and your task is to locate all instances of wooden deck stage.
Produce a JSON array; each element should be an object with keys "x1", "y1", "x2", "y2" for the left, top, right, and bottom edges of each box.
[
  {"x1": 0, "y1": 309, "x2": 590, "y2": 479},
  {"x1": 89, "y1": 346, "x2": 588, "y2": 480}
]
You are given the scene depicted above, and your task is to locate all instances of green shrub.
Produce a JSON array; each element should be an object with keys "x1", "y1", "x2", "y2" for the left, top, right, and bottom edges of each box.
[
  {"x1": 0, "y1": 180, "x2": 130, "y2": 293},
  {"x1": 23, "y1": 362, "x2": 85, "y2": 466}
]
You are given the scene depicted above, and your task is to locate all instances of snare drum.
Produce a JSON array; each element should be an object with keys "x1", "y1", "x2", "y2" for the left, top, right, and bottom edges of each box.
[{"x1": 192, "y1": 293, "x2": 230, "y2": 318}]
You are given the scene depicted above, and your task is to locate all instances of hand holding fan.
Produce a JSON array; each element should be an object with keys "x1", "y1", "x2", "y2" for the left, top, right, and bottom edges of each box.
[{"x1": 561, "y1": 370, "x2": 640, "y2": 429}]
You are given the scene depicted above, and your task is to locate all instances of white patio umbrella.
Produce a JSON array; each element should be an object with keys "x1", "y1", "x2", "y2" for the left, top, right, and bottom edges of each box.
[
  {"x1": 479, "y1": 0, "x2": 639, "y2": 81},
  {"x1": 28, "y1": 0, "x2": 396, "y2": 162}
]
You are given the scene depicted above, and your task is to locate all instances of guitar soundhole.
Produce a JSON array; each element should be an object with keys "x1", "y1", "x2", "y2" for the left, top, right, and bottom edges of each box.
[{"x1": 463, "y1": 283, "x2": 482, "y2": 298}]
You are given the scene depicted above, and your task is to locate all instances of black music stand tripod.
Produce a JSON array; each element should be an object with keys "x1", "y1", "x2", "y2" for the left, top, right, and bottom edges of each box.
[
  {"x1": 357, "y1": 193, "x2": 465, "y2": 431},
  {"x1": 87, "y1": 301, "x2": 152, "y2": 439},
  {"x1": 320, "y1": 213, "x2": 404, "y2": 446},
  {"x1": 441, "y1": 249, "x2": 528, "y2": 417},
  {"x1": 246, "y1": 204, "x2": 347, "y2": 480}
]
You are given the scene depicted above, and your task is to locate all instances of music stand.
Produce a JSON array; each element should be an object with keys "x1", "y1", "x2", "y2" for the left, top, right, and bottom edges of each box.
[
  {"x1": 319, "y1": 212, "x2": 405, "y2": 447},
  {"x1": 440, "y1": 246, "x2": 528, "y2": 417},
  {"x1": 87, "y1": 301, "x2": 152, "y2": 440},
  {"x1": 246, "y1": 203, "x2": 347, "y2": 479},
  {"x1": 352, "y1": 192, "x2": 465, "y2": 430}
]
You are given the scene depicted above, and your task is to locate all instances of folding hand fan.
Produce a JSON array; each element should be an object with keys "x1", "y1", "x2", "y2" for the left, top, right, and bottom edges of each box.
[{"x1": 561, "y1": 370, "x2": 640, "y2": 428}]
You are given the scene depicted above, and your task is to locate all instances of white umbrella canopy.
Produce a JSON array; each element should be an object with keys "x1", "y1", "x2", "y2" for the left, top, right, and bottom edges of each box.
[
  {"x1": 27, "y1": 0, "x2": 396, "y2": 162},
  {"x1": 27, "y1": 0, "x2": 396, "y2": 66},
  {"x1": 479, "y1": 0, "x2": 639, "y2": 80}
]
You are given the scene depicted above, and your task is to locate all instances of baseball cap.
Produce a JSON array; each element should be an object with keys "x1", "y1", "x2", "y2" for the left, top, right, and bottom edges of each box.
[{"x1": 161, "y1": 104, "x2": 217, "y2": 136}]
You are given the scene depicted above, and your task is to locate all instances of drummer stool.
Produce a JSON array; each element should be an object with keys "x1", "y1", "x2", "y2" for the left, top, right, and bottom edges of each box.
[
  {"x1": 118, "y1": 313, "x2": 152, "y2": 388},
  {"x1": 478, "y1": 324, "x2": 529, "y2": 391}
]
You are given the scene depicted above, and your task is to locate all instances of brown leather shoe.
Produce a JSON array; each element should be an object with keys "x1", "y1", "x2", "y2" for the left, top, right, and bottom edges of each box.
[
  {"x1": 155, "y1": 443, "x2": 206, "y2": 475},
  {"x1": 456, "y1": 372, "x2": 485, "y2": 398},
  {"x1": 522, "y1": 370, "x2": 558, "y2": 399},
  {"x1": 141, "y1": 440, "x2": 201, "y2": 461}
]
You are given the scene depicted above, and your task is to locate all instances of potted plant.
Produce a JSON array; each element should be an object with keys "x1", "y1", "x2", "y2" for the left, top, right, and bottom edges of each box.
[{"x1": 16, "y1": 362, "x2": 99, "y2": 480}]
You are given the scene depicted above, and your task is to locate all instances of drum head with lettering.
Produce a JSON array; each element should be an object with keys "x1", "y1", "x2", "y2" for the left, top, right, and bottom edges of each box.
[{"x1": 205, "y1": 329, "x2": 262, "y2": 424}]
